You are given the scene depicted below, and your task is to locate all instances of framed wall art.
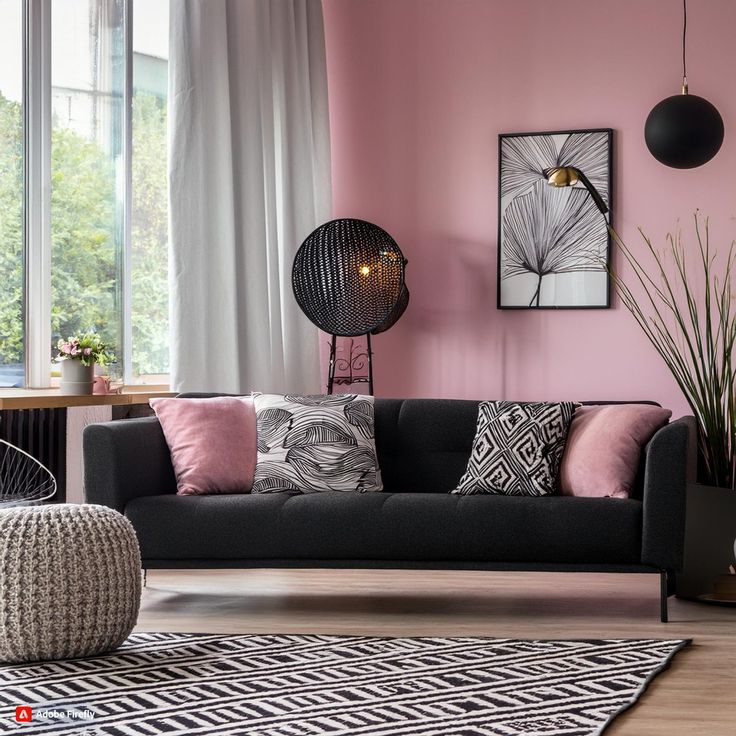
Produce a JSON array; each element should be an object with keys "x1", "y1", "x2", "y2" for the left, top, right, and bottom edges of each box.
[{"x1": 497, "y1": 128, "x2": 613, "y2": 309}]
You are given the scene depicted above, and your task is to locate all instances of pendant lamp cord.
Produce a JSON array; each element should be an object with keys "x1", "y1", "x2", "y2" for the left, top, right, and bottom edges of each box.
[{"x1": 682, "y1": 0, "x2": 688, "y2": 91}]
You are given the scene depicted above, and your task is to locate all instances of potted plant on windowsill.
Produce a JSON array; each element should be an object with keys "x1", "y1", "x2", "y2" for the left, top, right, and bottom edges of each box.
[
  {"x1": 611, "y1": 214, "x2": 735, "y2": 600},
  {"x1": 56, "y1": 333, "x2": 115, "y2": 396}
]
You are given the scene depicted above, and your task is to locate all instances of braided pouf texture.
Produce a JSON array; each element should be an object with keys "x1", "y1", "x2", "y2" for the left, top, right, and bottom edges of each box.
[{"x1": 0, "y1": 504, "x2": 141, "y2": 663}]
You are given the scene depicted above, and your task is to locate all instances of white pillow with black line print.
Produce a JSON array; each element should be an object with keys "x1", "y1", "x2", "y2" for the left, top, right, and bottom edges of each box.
[{"x1": 252, "y1": 394, "x2": 383, "y2": 493}]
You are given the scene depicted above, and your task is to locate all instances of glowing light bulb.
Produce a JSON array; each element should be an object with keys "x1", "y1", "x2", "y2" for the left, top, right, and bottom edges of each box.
[{"x1": 359, "y1": 265, "x2": 371, "y2": 276}]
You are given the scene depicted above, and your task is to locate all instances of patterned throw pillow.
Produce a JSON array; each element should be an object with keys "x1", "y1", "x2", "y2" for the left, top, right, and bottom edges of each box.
[
  {"x1": 452, "y1": 401, "x2": 577, "y2": 497},
  {"x1": 252, "y1": 394, "x2": 383, "y2": 494}
]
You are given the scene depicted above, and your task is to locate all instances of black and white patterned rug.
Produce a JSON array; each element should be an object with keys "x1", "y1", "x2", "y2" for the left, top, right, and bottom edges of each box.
[{"x1": 0, "y1": 633, "x2": 688, "y2": 736}]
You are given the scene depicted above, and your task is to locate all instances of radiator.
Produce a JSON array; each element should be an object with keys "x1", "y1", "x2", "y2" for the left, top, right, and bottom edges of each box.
[{"x1": 0, "y1": 408, "x2": 67, "y2": 502}]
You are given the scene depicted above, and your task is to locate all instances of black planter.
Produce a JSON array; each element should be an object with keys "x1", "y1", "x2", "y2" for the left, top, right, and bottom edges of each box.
[{"x1": 676, "y1": 483, "x2": 736, "y2": 599}]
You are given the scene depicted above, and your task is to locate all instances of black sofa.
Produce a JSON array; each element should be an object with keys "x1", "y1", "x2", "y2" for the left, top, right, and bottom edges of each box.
[{"x1": 83, "y1": 398, "x2": 693, "y2": 622}]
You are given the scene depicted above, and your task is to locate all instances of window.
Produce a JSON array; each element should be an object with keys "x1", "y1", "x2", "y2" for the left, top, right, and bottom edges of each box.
[
  {"x1": 0, "y1": 0, "x2": 24, "y2": 387},
  {"x1": 51, "y1": 0, "x2": 125, "y2": 379},
  {"x1": 2, "y1": 0, "x2": 169, "y2": 388}
]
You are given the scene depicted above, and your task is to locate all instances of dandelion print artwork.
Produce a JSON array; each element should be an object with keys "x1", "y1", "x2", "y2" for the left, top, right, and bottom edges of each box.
[{"x1": 497, "y1": 129, "x2": 613, "y2": 308}]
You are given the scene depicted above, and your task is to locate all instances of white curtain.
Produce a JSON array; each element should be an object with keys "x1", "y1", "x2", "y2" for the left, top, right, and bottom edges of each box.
[{"x1": 168, "y1": 0, "x2": 331, "y2": 393}]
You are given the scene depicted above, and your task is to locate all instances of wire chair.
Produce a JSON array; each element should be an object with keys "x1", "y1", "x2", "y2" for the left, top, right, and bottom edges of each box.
[{"x1": 0, "y1": 440, "x2": 57, "y2": 506}]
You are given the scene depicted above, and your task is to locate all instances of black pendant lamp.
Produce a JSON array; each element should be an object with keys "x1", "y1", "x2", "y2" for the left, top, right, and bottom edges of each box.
[{"x1": 644, "y1": 0, "x2": 724, "y2": 169}]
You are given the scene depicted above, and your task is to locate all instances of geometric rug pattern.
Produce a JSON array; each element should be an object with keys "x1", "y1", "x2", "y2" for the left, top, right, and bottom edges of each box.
[{"x1": 0, "y1": 633, "x2": 689, "y2": 735}]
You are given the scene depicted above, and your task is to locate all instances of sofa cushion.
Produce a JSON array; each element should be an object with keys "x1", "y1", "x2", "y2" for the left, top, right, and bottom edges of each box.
[
  {"x1": 125, "y1": 492, "x2": 642, "y2": 564},
  {"x1": 453, "y1": 401, "x2": 577, "y2": 496},
  {"x1": 559, "y1": 404, "x2": 672, "y2": 498},
  {"x1": 253, "y1": 394, "x2": 382, "y2": 493},
  {"x1": 150, "y1": 396, "x2": 257, "y2": 496}
]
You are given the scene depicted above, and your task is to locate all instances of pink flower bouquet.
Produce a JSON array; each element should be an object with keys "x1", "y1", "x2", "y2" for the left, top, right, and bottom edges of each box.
[{"x1": 56, "y1": 333, "x2": 114, "y2": 367}]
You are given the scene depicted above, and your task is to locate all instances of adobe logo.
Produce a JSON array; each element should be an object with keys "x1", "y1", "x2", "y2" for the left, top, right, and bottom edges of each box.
[{"x1": 15, "y1": 706, "x2": 33, "y2": 723}]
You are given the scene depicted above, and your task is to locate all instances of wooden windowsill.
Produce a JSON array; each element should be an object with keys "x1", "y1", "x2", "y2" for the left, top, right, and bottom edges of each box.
[{"x1": 0, "y1": 387, "x2": 175, "y2": 410}]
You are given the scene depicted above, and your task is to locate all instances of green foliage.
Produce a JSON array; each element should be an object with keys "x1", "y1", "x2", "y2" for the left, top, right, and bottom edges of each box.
[
  {"x1": 131, "y1": 92, "x2": 169, "y2": 375},
  {"x1": 612, "y1": 215, "x2": 736, "y2": 489},
  {"x1": 50, "y1": 123, "x2": 118, "y2": 356},
  {"x1": 0, "y1": 89, "x2": 169, "y2": 378},
  {"x1": 0, "y1": 94, "x2": 24, "y2": 365}
]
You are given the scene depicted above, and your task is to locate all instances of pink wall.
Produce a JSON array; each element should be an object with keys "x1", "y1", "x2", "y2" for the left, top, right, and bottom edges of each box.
[{"x1": 322, "y1": 0, "x2": 736, "y2": 417}]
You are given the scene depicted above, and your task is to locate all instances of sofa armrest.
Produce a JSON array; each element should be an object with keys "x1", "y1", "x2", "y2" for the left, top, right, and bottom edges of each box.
[
  {"x1": 640, "y1": 415, "x2": 696, "y2": 571},
  {"x1": 83, "y1": 417, "x2": 177, "y2": 513}
]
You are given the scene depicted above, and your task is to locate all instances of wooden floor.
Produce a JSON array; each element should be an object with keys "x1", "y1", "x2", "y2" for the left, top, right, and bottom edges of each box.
[{"x1": 137, "y1": 569, "x2": 736, "y2": 734}]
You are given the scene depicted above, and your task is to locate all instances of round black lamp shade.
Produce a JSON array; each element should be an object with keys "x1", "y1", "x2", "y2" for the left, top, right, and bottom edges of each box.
[
  {"x1": 292, "y1": 219, "x2": 406, "y2": 337},
  {"x1": 645, "y1": 93, "x2": 724, "y2": 169}
]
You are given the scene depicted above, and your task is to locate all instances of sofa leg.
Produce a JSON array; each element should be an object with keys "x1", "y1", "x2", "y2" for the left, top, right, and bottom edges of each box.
[
  {"x1": 142, "y1": 568, "x2": 147, "y2": 588},
  {"x1": 660, "y1": 570, "x2": 669, "y2": 623}
]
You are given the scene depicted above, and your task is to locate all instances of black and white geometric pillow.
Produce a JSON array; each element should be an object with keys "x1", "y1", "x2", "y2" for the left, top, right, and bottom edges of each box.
[
  {"x1": 452, "y1": 401, "x2": 577, "y2": 496},
  {"x1": 252, "y1": 394, "x2": 383, "y2": 494}
]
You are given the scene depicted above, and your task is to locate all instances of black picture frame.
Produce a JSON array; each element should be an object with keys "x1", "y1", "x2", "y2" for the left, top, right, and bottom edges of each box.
[{"x1": 497, "y1": 128, "x2": 614, "y2": 309}]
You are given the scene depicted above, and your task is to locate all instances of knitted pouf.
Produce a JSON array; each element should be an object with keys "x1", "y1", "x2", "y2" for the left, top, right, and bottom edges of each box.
[{"x1": 0, "y1": 504, "x2": 141, "y2": 663}]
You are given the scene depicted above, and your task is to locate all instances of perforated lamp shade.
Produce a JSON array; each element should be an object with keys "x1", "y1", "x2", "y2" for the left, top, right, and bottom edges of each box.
[{"x1": 292, "y1": 219, "x2": 406, "y2": 337}]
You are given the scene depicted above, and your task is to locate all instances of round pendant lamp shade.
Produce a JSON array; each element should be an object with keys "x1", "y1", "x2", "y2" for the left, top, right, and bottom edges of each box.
[
  {"x1": 645, "y1": 93, "x2": 724, "y2": 168},
  {"x1": 292, "y1": 219, "x2": 406, "y2": 337}
]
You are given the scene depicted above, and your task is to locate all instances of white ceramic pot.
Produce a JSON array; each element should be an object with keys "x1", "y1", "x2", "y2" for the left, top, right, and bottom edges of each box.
[{"x1": 60, "y1": 360, "x2": 95, "y2": 395}]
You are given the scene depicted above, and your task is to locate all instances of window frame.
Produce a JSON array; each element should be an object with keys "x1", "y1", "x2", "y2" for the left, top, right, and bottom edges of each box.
[{"x1": 23, "y1": 0, "x2": 51, "y2": 388}]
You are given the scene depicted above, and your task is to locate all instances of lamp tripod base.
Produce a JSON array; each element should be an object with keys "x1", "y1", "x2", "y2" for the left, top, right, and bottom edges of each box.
[{"x1": 327, "y1": 334, "x2": 374, "y2": 395}]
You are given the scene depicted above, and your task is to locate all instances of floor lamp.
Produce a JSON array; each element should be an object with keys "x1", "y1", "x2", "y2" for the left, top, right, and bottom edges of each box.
[
  {"x1": 543, "y1": 166, "x2": 608, "y2": 216},
  {"x1": 292, "y1": 219, "x2": 408, "y2": 395}
]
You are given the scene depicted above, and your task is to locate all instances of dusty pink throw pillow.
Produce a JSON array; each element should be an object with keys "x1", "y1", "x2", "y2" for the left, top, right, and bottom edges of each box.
[
  {"x1": 559, "y1": 404, "x2": 672, "y2": 498},
  {"x1": 150, "y1": 397, "x2": 257, "y2": 496}
]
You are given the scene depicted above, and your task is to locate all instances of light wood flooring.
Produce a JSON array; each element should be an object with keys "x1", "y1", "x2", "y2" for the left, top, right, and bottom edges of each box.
[{"x1": 137, "y1": 569, "x2": 736, "y2": 734}]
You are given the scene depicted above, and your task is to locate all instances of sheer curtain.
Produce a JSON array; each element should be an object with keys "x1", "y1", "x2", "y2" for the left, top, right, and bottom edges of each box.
[{"x1": 168, "y1": 0, "x2": 331, "y2": 393}]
